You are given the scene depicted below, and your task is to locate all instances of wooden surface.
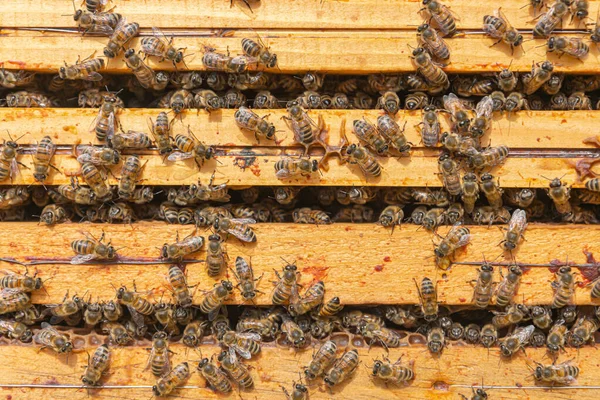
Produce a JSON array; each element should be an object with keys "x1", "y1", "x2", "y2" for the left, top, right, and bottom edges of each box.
[
  {"x1": 5, "y1": 108, "x2": 600, "y2": 150},
  {"x1": 0, "y1": 344, "x2": 596, "y2": 400},
  {"x1": 1, "y1": 222, "x2": 598, "y2": 306},
  {"x1": 2, "y1": 31, "x2": 600, "y2": 74},
  {"x1": 7, "y1": 153, "x2": 590, "y2": 188},
  {"x1": 1, "y1": 0, "x2": 597, "y2": 30}
]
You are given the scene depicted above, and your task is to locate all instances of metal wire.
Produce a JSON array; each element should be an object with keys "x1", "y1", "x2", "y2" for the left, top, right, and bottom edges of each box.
[{"x1": 0, "y1": 257, "x2": 203, "y2": 266}]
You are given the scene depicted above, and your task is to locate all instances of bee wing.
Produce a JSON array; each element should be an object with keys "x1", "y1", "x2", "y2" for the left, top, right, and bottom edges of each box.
[
  {"x1": 106, "y1": 111, "x2": 115, "y2": 140},
  {"x1": 0, "y1": 287, "x2": 24, "y2": 297},
  {"x1": 167, "y1": 151, "x2": 194, "y2": 162},
  {"x1": 233, "y1": 344, "x2": 252, "y2": 360},
  {"x1": 496, "y1": 8, "x2": 513, "y2": 31},
  {"x1": 82, "y1": 71, "x2": 104, "y2": 82},
  {"x1": 89, "y1": 109, "x2": 103, "y2": 133},
  {"x1": 86, "y1": 24, "x2": 115, "y2": 36},
  {"x1": 152, "y1": 27, "x2": 171, "y2": 46},
  {"x1": 482, "y1": 23, "x2": 504, "y2": 39},
  {"x1": 516, "y1": 325, "x2": 535, "y2": 343},
  {"x1": 275, "y1": 168, "x2": 293, "y2": 179},
  {"x1": 127, "y1": 306, "x2": 146, "y2": 328},
  {"x1": 228, "y1": 348, "x2": 239, "y2": 364},
  {"x1": 9, "y1": 158, "x2": 19, "y2": 180},
  {"x1": 236, "y1": 332, "x2": 261, "y2": 341},
  {"x1": 476, "y1": 96, "x2": 494, "y2": 119},
  {"x1": 70, "y1": 254, "x2": 97, "y2": 264},
  {"x1": 232, "y1": 218, "x2": 256, "y2": 224},
  {"x1": 508, "y1": 209, "x2": 527, "y2": 231},
  {"x1": 141, "y1": 42, "x2": 166, "y2": 58}
]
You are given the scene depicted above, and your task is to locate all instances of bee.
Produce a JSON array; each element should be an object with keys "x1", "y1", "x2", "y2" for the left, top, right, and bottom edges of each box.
[
  {"x1": 417, "y1": 23, "x2": 450, "y2": 60},
  {"x1": 502, "y1": 209, "x2": 527, "y2": 251},
  {"x1": 480, "y1": 173, "x2": 503, "y2": 210},
  {"x1": 543, "y1": 74, "x2": 564, "y2": 95},
  {"x1": 382, "y1": 306, "x2": 418, "y2": 328},
  {"x1": 213, "y1": 216, "x2": 257, "y2": 242},
  {"x1": 233, "y1": 256, "x2": 261, "y2": 302},
  {"x1": 234, "y1": 106, "x2": 276, "y2": 143},
  {"x1": 443, "y1": 93, "x2": 471, "y2": 133},
  {"x1": 470, "y1": 96, "x2": 494, "y2": 137},
  {"x1": 0, "y1": 319, "x2": 32, "y2": 342},
  {"x1": 83, "y1": 300, "x2": 103, "y2": 327},
  {"x1": 220, "y1": 330, "x2": 261, "y2": 361},
  {"x1": 165, "y1": 89, "x2": 195, "y2": 115},
  {"x1": 222, "y1": 89, "x2": 246, "y2": 109},
  {"x1": 108, "y1": 131, "x2": 152, "y2": 152},
  {"x1": 440, "y1": 131, "x2": 477, "y2": 156},
  {"x1": 103, "y1": 19, "x2": 139, "y2": 58},
  {"x1": 168, "y1": 129, "x2": 215, "y2": 169},
  {"x1": 116, "y1": 286, "x2": 155, "y2": 332},
  {"x1": 492, "y1": 303, "x2": 529, "y2": 328},
  {"x1": 477, "y1": 323, "x2": 498, "y2": 350},
  {"x1": 0, "y1": 133, "x2": 27, "y2": 182},
  {"x1": 522, "y1": 61, "x2": 554, "y2": 95},
  {"x1": 74, "y1": 145, "x2": 120, "y2": 166},
  {"x1": 0, "y1": 271, "x2": 42, "y2": 293},
  {"x1": 348, "y1": 119, "x2": 386, "y2": 156},
  {"x1": 153, "y1": 362, "x2": 191, "y2": 397},
  {"x1": 415, "y1": 105, "x2": 441, "y2": 147},
  {"x1": 217, "y1": 351, "x2": 253, "y2": 389},
  {"x1": 147, "y1": 112, "x2": 173, "y2": 155},
  {"x1": 489, "y1": 90, "x2": 506, "y2": 111},
  {"x1": 323, "y1": 349, "x2": 359, "y2": 387},
  {"x1": 284, "y1": 105, "x2": 326, "y2": 154},
  {"x1": 471, "y1": 263, "x2": 495, "y2": 308},
  {"x1": 292, "y1": 208, "x2": 331, "y2": 224},
  {"x1": 422, "y1": 207, "x2": 446, "y2": 232},
  {"x1": 274, "y1": 157, "x2": 319, "y2": 180},
  {"x1": 420, "y1": 0, "x2": 458, "y2": 36},
  {"x1": 197, "y1": 358, "x2": 232, "y2": 393},
  {"x1": 100, "y1": 300, "x2": 122, "y2": 323},
  {"x1": 426, "y1": 326, "x2": 445, "y2": 354},
  {"x1": 289, "y1": 280, "x2": 325, "y2": 317},
  {"x1": 530, "y1": 305, "x2": 553, "y2": 330},
  {"x1": 497, "y1": 66, "x2": 518, "y2": 92},
  {"x1": 199, "y1": 280, "x2": 233, "y2": 321},
  {"x1": 504, "y1": 92, "x2": 528, "y2": 112},
  {"x1": 205, "y1": 234, "x2": 228, "y2": 277},
  {"x1": 160, "y1": 233, "x2": 204, "y2": 261},
  {"x1": 533, "y1": 1, "x2": 569, "y2": 38},
  {"x1": 532, "y1": 359, "x2": 579, "y2": 385},
  {"x1": 280, "y1": 317, "x2": 306, "y2": 348},
  {"x1": 569, "y1": 316, "x2": 599, "y2": 347},
  {"x1": 447, "y1": 321, "x2": 465, "y2": 340},
  {"x1": 483, "y1": 8, "x2": 524, "y2": 54},
  {"x1": 372, "y1": 355, "x2": 415, "y2": 385},
  {"x1": 71, "y1": 232, "x2": 116, "y2": 264},
  {"x1": 544, "y1": 321, "x2": 567, "y2": 354},
  {"x1": 461, "y1": 173, "x2": 480, "y2": 215},
  {"x1": 202, "y1": 47, "x2": 251, "y2": 73},
  {"x1": 551, "y1": 266, "x2": 575, "y2": 309},
  {"x1": 5, "y1": 91, "x2": 57, "y2": 108},
  {"x1": 74, "y1": 7, "x2": 122, "y2": 35},
  {"x1": 45, "y1": 294, "x2": 82, "y2": 325},
  {"x1": 447, "y1": 202, "x2": 467, "y2": 223},
  {"x1": 167, "y1": 265, "x2": 193, "y2": 308},
  {"x1": 32, "y1": 135, "x2": 58, "y2": 182},
  {"x1": 79, "y1": 162, "x2": 111, "y2": 199},
  {"x1": 404, "y1": 91, "x2": 428, "y2": 110},
  {"x1": 140, "y1": 27, "x2": 185, "y2": 66},
  {"x1": 373, "y1": 116, "x2": 407, "y2": 154},
  {"x1": 411, "y1": 47, "x2": 449, "y2": 90},
  {"x1": 241, "y1": 37, "x2": 277, "y2": 68},
  {"x1": 304, "y1": 340, "x2": 337, "y2": 380},
  {"x1": 378, "y1": 205, "x2": 404, "y2": 230},
  {"x1": 80, "y1": 344, "x2": 110, "y2": 386},
  {"x1": 253, "y1": 90, "x2": 279, "y2": 109},
  {"x1": 182, "y1": 320, "x2": 209, "y2": 347},
  {"x1": 495, "y1": 264, "x2": 523, "y2": 307},
  {"x1": 374, "y1": 91, "x2": 400, "y2": 115},
  {"x1": 529, "y1": 94, "x2": 545, "y2": 109},
  {"x1": 547, "y1": 177, "x2": 572, "y2": 215},
  {"x1": 459, "y1": 387, "x2": 489, "y2": 400},
  {"x1": 344, "y1": 142, "x2": 382, "y2": 179},
  {"x1": 359, "y1": 319, "x2": 401, "y2": 349},
  {"x1": 59, "y1": 57, "x2": 104, "y2": 81},
  {"x1": 461, "y1": 323, "x2": 480, "y2": 344},
  {"x1": 34, "y1": 322, "x2": 72, "y2": 353},
  {"x1": 434, "y1": 223, "x2": 471, "y2": 269},
  {"x1": 124, "y1": 49, "x2": 168, "y2": 91},
  {"x1": 500, "y1": 324, "x2": 534, "y2": 357},
  {"x1": 91, "y1": 95, "x2": 119, "y2": 141},
  {"x1": 504, "y1": 188, "x2": 536, "y2": 208},
  {"x1": 116, "y1": 155, "x2": 145, "y2": 200},
  {"x1": 437, "y1": 154, "x2": 462, "y2": 196},
  {"x1": 145, "y1": 331, "x2": 171, "y2": 377},
  {"x1": 414, "y1": 277, "x2": 438, "y2": 321},
  {"x1": 568, "y1": 91, "x2": 592, "y2": 110},
  {"x1": 273, "y1": 261, "x2": 300, "y2": 305}
]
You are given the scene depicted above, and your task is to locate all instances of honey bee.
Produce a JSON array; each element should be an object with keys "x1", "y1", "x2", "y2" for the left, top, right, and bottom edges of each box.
[
  {"x1": 148, "y1": 112, "x2": 173, "y2": 155},
  {"x1": 420, "y1": 0, "x2": 458, "y2": 37},
  {"x1": 426, "y1": 326, "x2": 445, "y2": 354},
  {"x1": 437, "y1": 154, "x2": 462, "y2": 196},
  {"x1": 71, "y1": 232, "x2": 116, "y2": 264},
  {"x1": 376, "y1": 115, "x2": 409, "y2": 154},
  {"x1": 522, "y1": 61, "x2": 554, "y2": 95},
  {"x1": 502, "y1": 209, "x2": 527, "y2": 251},
  {"x1": 461, "y1": 173, "x2": 479, "y2": 214},
  {"x1": 220, "y1": 330, "x2": 261, "y2": 361},
  {"x1": 371, "y1": 356, "x2": 414, "y2": 384},
  {"x1": 116, "y1": 285, "x2": 155, "y2": 332},
  {"x1": 116, "y1": 155, "x2": 145, "y2": 200},
  {"x1": 182, "y1": 320, "x2": 209, "y2": 347},
  {"x1": 204, "y1": 234, "x2": 227, "y2": 277},
  {"x1": 546, "y1": 321, "x2": 567, "y2": 353},
  {"x1": 273, "y1": 261, "x2": 300, "y2": 305},
  {"x1": 480, "y1": 173, "x2": 503, "y2": 210},
  {"x1": 168, "y1": 130, "x2": 215, "y2": 169},
  {"x1": 74, "y1": 145, "x2": 120, "y2": 166},
  {"x1": 222, "y1": 89, "x2": 246, "y2": 109},
  {"x1": 532, "y1": 359, "x2": 579, "y2": 385},
  {"x1": 543, "y1": 74, "x2": 564, "y2": 95},
  {"x1": 274, "y1": 157, "x2": 319, "y2": 180},
  {"x1": 470, "y1": 96, "x2": 494, "y2": 137},
  {"x1": 164, "y1": 89, "x2": 195, "y2": 115},
  {"x1": 233, "y1": 256, "x2": 261, "y2": 302},
  {"x1": 217, "y1": 351, "x2": 253, "y2": 389},
  {"x1": 160, "y1": 233, "x2": 204, "y2": 261},
  {"x1": 378, "y1": 205, "x2": 404, "y2": 231},
  {"x1": 417, "y1": 23, "x2": 450, "y2": 60},
  {"x1": 0, "y1": 133, "x2": 27, "y2": 182},
  {"x1": 34, "y1": 322, "x2": 72, "y2": 353},
  {"x1": 547, "y1": 177, "x2": 572, "y2": 216},
  {"x1": 107, "y1": 202, "x2": 135, "y2": 224},
  {"x1": 292, "y1": 208, "x2": 331, "y2": 224},
  {"x1": 459, "y1": 387, "x2": 489, "y2": 400},
  {"x1": 504, "y1": 188, "x2": 536, "y2": 208},
  {"x1": 434, "y1": 223, "x2": 471, "y2": 269},
  {"x1": 280, "y1": 317, "x2": 306, "y2": 348},
  {"x1": 404, "y1": 91, "x2": 429, "y2": 110},
  {"x1": 483, "y1": 8, "x2": 524, "y2": 54},
  {"x1": 359, "y1": 319, "x2": 401, "y2": 349},
  {"x1": 59, "y1": 57, "x2": 104, "y2": 81},
  {"x1": 284, "y1": 105, "x2": 325, "y2": 154},
  {"x1": 197, "y1": 357, "x2": 232, "y2": 393},
  {"x1": 471, "y1": 263, "x2": 495, "y2": 308},
  {"x1": 568, "y1": 316, "x2": 599, "y2": 347},
  {"x1": 533, "y1": 1, "x2": 569, "y2": 38},
  {"x1": 479, "y1": 323, "x2": 498, "y2": 350},
  {"x1": 496, "y1": 65, "x2": 518, "y2": 92},
  {"x1": 213, "y1": 216, "x2": 257, "y2": 242},
  {"x1": 551, "y1": 266, "x2": 575, "y2": 308},
  {"x1": 83, "y1": 300, "x2": 103, "y2": 327},
  {"x1": 101, "y1": 300, "x2": 123, "y2": 322},
  {"x1": 374, "y1": 91, "x2": 400, "y2": 115},
  {"x1": 382, "y1": 306, "x2": 418, "y2": 328},
  {"x1": 414, "y1": 277, "x2": 438, "y2": 321},
  {"x1": 6, "y1": 91, "x2": 57, "y2": 108},
  {"x1": 140, "y1": 27, "x2": 185, "y2": 66},
  {"x1": 504, "y1": 92, "x2": 528, "y2": 112},
  {"x1": 323, "y1": 349, "x2": 359, "y2": 387},
  {"x1": 289, "y1": 280, "x2": 325, "y2": 317},
  {"x1": 415, "y1": 105, "x2": 441, "y2": 147},
  {"x1": 146, "y1": 331, "x2": 171, "y2": 377},
  {"x1": 495, "y1": 265, "x2": 523, "y2": 307},
  {"x1": 304, "y1": 340, "x2": 337, "y2": 380},
  {"x1": 202, "y1": 47, "x2": 251, "y2": 73},
  {"x1": 492, "y1": 303, "x2": 529, "y2": 328},
  {"x1": 153, "y1": 362, "x2": 191, "y2": 397},
  {"x1": 500, "y1": 324, "x2": 534, "y2": 357},
  {"x1": 80, "y1": 162, "x2": 112, "y2": 199},
  {"x1": 124, "y1": 49, "x2": 168, "y2": 91},
  {"x1": 199, "y1": 280, "x2": 233, "y2": 320},
  {"x1": 531, "y1": 305, "x2": 552, "y2": 329},
  {"x1": 344, "y1": 141, "x2": 382, "y2": 180},
  {"x1": 489, "y1": 90, "x2": 506, "y2": 111},
  {"x1": 0, "y1": 319, "x2": 32, "y2": 342},
  {"x1": 445, "y1": 202, "x2": 464, "y2": 224},
  {"x1": 103, "y1": 19, "x2": 139, "y2": 58},
  {"x1": 0, "y1": 270, "x2": 42, "y2": 293},
  {"x1": 73, "y1": 7, "x2": 122, "y2": 35},
  {"x1": 91, "y1": 95, "x2": 119, "y2": 141},
  {"x1": 241, "y1": 36, "x2": 277, "y2": 68},
  {"x1": 568, "y1": 91, "x2": 592, "y2": 110},
  {"x1": 422, "y1": 207, "x2": 446, "y2": 232},
  {"x1": 253, "y1": 90, "x2": 279, "y2": 109},
  {"x1": 80, "y1": 344, "x2": 110, "y2": 386},
  {"x1": 350, "y1": 119, "x2": 388, "y2": 155},
  {"x1": 234, "y1": 106, "x2": 276, "y2": 143},
  {"x1": 411, "y1": 47, "x2": 449, "y2": 90},
  {"x1": 442, "y1": 93, "x2": 471, "y2": 133},
  {"x1": 167, "y1": 265, "x2": 193, "y2": 308}
]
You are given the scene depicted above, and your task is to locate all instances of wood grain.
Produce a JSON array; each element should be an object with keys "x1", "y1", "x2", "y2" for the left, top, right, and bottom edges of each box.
[
  {"x1": 2, "y1": 222, "x2": 599, "y2": 306},
  {"x1": 1, "y1": 31, "x2": 599, "y2": 74},
  {"x1": 3, "y1": 108, "x2": 599, "y2": 150},
  {"x1": 4, "y1": 152, "x2": 589, "y2": 188},
  {"x1": 0, "y1": 0, "x2": 597, "y2": 30},
  {"x1": 0, "y1": 344, "x2": 595, "y2": 400}
]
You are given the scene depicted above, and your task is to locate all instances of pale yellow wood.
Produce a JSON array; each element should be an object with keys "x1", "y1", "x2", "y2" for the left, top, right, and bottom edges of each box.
[
  {"x1": 0, "y1": 0, "x2": 596, "y2": 30},
  {"x1": 0, "y1": 31, "x2": 598, "y2": 74},
  {"x1": 4, "y1": 152, "x2": 587, "y2": 188},
  {"x1": 1, "y1": 222, "x2": 598, "y2": 306},
  {"x1": 3, "y1": 108, "x2": 598, "y2": 150},
  {"x1": 0, "y1": 344, "x2": 595, "y2": 400}
]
